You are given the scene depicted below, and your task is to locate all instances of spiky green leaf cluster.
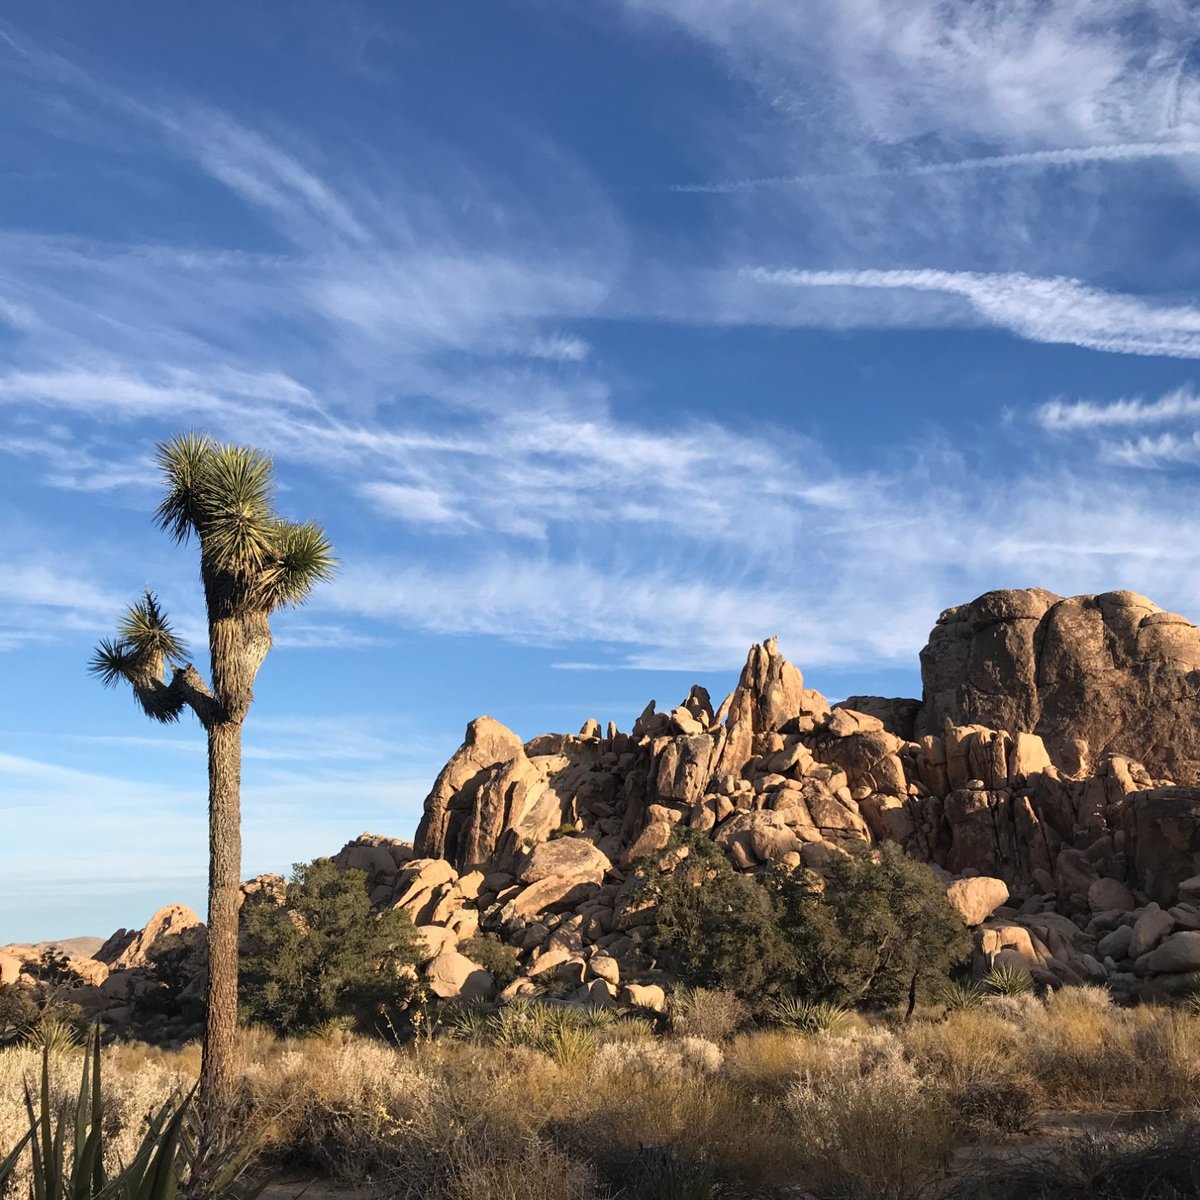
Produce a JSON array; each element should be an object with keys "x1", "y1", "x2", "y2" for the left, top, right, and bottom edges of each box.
[
  {"x1": 154, "y1": 433, "x2": 335, "y2": 611},
  {"x1": 88, "y1": 592, "x2": 189, "y2": 721}
]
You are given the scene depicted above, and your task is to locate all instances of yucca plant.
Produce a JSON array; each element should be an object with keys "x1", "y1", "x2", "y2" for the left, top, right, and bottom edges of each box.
[
  {"x1": 440, "y1": 1000, "x2": 495, "y2": 1044},
  {"x1": 0, "y1": 1030, "x2": 189, "y2": 1199},
  {"x1": 90, "y1": 434, "x2": 335, "y2": 1106},
  {"x1": 23, "y1": 1013, "x2": 83, "y2": 1055},
  {"x1": 766, "y1": 997, "x2": 853, "y2": 1035},
  {"x1": 982, "y1": 964, "x2": 1034, "y2": 997},
  {"x1": 937, "y1": 980, "x2": 984, "y2": 1012},
  {"x1": 0, "y1": 1030, "x2": 269, "y2": 1200}
]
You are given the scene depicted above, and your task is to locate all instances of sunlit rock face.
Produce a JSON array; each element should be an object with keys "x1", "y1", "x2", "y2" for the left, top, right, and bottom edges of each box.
[{"x1": 919, "y1": 589, "x2": 1200, "y2": 783}]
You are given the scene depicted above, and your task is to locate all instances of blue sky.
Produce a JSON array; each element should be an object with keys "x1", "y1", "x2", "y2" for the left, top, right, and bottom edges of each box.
[{"x1": 6, "y1": 1, "x2": 1200, "y2": 941}]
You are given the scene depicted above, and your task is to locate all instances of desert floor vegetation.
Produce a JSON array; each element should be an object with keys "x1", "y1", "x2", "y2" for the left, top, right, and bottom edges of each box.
[{"x1": 6, "y1": 985, "x2": 1200, "y2": 1199}]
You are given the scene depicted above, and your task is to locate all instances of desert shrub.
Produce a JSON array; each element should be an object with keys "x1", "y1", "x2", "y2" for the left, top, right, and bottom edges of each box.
[
  {"x1": 440, "y1": 1134, "x2": 596, "y2": 1200},
  {"x1": 458, "y1": 934, "x2": 521, "y2": 989},
  {"x1": 594, "y1": 1036, "x2": 723, "y2": 1078},
  {"x1": 950, "y1": 1072, "x2": 1043, "y2": 1136},
  {"x1": 0, "y1": 985, "x2": 39, "y2": 1047},
  {"x1": 667, "y1": 986, "x2": 749, "y2": 1040},
  {"x1": 772, "y1": 842, "x2": 972, "y2": 1010},
  {"x1": 240, "y1": 857, "x2": 423, "y2": 1036},
  {"x1": 784, "y1": 1029, "x2": 955, "y2": 1199},
  {"x1": 641, "y1": 833, "x2": 797, "y2": 999},
  {"x1": 597, "y1": 1143, "x2": 717, "y2": 1200}
]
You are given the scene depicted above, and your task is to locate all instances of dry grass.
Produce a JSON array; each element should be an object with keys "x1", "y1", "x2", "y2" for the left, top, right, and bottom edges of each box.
[{"x1": 4, "y1": 990, "x2": 1200, "y2": 1199}]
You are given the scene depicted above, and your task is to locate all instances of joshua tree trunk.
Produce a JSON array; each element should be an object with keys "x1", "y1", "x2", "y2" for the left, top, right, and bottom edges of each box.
[{"x1": 203, "y1": 718, "x2": 243, "y2": 1109}]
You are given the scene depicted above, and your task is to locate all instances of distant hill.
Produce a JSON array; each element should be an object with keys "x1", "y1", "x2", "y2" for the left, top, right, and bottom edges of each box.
[{"x1": 3, "y1": 935, "x2": 104, "y2": 960}]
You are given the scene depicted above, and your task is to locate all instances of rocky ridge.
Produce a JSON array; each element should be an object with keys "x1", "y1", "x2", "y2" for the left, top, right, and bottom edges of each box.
[{"x1": 13, "y1": 588, "x2": 1200, "y2": 1019}]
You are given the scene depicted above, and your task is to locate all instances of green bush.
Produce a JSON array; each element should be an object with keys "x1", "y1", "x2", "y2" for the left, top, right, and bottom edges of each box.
[
  {"x1": 643, "y1": 835, "x2": 970, "y2": 1012},
  {"x1": 459, "y1": 933, "x2": 522, "y2": 989},
  {"x1": 239, "y1": 857, "x2": 423, "y2": 1036},
  {"x1": 0, "y1": 983, "x2": 39, "y2": 1047},
  {"x1": 772, "y1": 842, "x2": 972, "y2": 1009},
  {"x1": 641, "y1": 833, "x2": 796, "y2": 999}
]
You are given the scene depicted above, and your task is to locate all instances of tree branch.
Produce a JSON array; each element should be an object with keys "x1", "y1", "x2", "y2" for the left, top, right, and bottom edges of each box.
[{"x1": 131, "y1": 661, "x2": 222, "y2": 728}]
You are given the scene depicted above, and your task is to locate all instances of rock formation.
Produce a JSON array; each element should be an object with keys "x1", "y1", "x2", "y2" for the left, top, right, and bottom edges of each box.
[
  {"x1": 18, "y1": 587, "x2": 1200, "y2": 1019},
  {"x1": 919, "y1": 589, "x2": 1200, "y2": 781}
]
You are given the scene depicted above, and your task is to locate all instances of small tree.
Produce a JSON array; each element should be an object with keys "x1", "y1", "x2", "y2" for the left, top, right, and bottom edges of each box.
[
  {"x1": 90, "y1": 434, "x2": 334, "y2": 1104},
  {"x1": 240, "y1": 857, "x2": 423, "y2": 1035},
  {"x1": 772, "y1": 842, "x2": 971, "y2": 1011},
  {"x1": 641, "y1": 833, "x2": 797, "y2": 999}
]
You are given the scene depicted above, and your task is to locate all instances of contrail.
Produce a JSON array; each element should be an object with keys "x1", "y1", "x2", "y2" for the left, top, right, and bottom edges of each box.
[
  {"x1": 745, "y1": 267, "x2": 1200, "y2": 360},
  {"x1": 668, "y1": 141, "x2": 1200, "y2": 194}
]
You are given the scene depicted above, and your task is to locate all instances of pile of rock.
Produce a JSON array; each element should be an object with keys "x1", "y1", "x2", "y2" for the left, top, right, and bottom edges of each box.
[
  {"x1": 12, "y1": 588, "x2": 1200, "y2": 1017},
  {"x1": 348, "y1": 590, "x2": 1200, "y2": 1004}
]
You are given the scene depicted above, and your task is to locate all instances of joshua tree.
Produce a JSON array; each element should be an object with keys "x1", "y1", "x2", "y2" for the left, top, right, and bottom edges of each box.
[{"x1": 89, "y1": 433, "x2": 335, "y2": 1106}]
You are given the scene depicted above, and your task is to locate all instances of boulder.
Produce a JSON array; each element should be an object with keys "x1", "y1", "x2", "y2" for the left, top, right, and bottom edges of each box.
[
  {"x1": 503, "y1": 876, "x2": 598, "y2": 920},
  {"x1": 94, "y1": 904, "x2": 203, "y2": 971},
  {"x1": 1097, "y1": 925, "x2": 1133, "y2": 960},
  {"x1": 946, "y1": 877, "x2": 1009, "y2": 926},
  {"x1": 1129, "y1": 904, "x2": 1175, "y2": 958},
  {"x1": 716, "y1": 638, "x2": 809, "y2": 776},
  {"x1": 414, "y1": 925, "x2": 457, "y2": 963},
  {"x1": 0, "y1": 953, "x2": 20, "y2": 986},
  {"x1": 519, "y1": 838, "x2": 611, "y2": 886},
  {"x1": 588, "y1": 955, "x2": 620, "y2": 986},
  {"x1": 414, "y1": 716, "x2": 526, "y2": 865},
  {"x1": 619, "y1": 982, "x2": 666, "y2": 1011},
  {"x1": 425, "y1": 950, "x2": 494, "y2": 1000},
  {"x1": 1088, "y1": 878, "x2": 1136, "y2": 914},
  {"x1": 1123, "y1": 788, "x2": 1200, "y2": 906},
  {"x1": 1146, "y1": 931, "x2": 1200, "y2": 974},
  {"x1": 920, "y1": 589, "x2": 1200, "y2": 781}
]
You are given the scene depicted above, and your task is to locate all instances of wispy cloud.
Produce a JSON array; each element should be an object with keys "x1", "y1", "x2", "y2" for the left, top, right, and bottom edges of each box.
[
  {"x1": 1102, "y1": 433, "x2": 1200, "y2": 468},
  {"x1": 667, "y1": 141, "x2": 1200, "y2": 193},
  {"x1": 746, "y1": 268, "x2": 1200, "y2": 358},
  {"x1": 1038, "y1": 387, "x2": 1200, "y2": 431}
]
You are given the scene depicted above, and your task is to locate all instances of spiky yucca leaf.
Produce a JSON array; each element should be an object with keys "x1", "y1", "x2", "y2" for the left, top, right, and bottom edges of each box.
[
  {"x1": 88, "y1": 638, "x2": 141, "y2": 689},
  {"x1": 196, "y1": 446, "x2": 277, "y2": 576},
  {"x1": 118, "y1": 591, "x2": 188, "y2": 663},
  {"x1": 1, "y1": 1028, "x2": 268, "y2": 1199},
  {"x1": 259, "y1": 520, "x2": 337, "y2": 609},
  {"x1": 937, "y1": 980, "x2": 984, "y2": 1012},
  {"x1": 983, "y1": 963, "x2": 1034, "y2": 996},
  {"x1": 155, "y1": 432, "x2": 217, "y2": 545}
]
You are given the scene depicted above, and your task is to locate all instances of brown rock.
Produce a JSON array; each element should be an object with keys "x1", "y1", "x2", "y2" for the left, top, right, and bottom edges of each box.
[
  {"x1": 619, "y1": 982, "x2": 666, "y2": 1011},
  {"x1": 1123, "y1": 788, "x2": 1200, "y2": 906},
  {"x1": 1088, "y1": 878, "x2": 1136, "y2": 914},
  {"x1": 414, "y1": 716, "x2": 526, "y2": 864},
  {"x1": 946, "y1": 877, "x2": 1009, "y2": 926},
  {"x1": 1129, "y1": 904, "x2": 1175, "y2": 957},
  {"x1": 716, "y1": 638, "x2": 809, "y2": 776},
  {"x1": 518, "y1": 838, "x2": 612, "y2": 886},
  {"x1": 1146, "y1": 931, "x2": 1200, "y2": 973},
  {"x1": 425, "y1": 950, "x2": 494, "y2": 999},
  {"x1": 0, "y1": 953, "x2": 20, "y2": 986},
  {"x1": 920, "y1": 589, "x2": 1200, "y2": 781},
  {"x1": 95, "y1": 904, "x2": 203, "y2": 971}
]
